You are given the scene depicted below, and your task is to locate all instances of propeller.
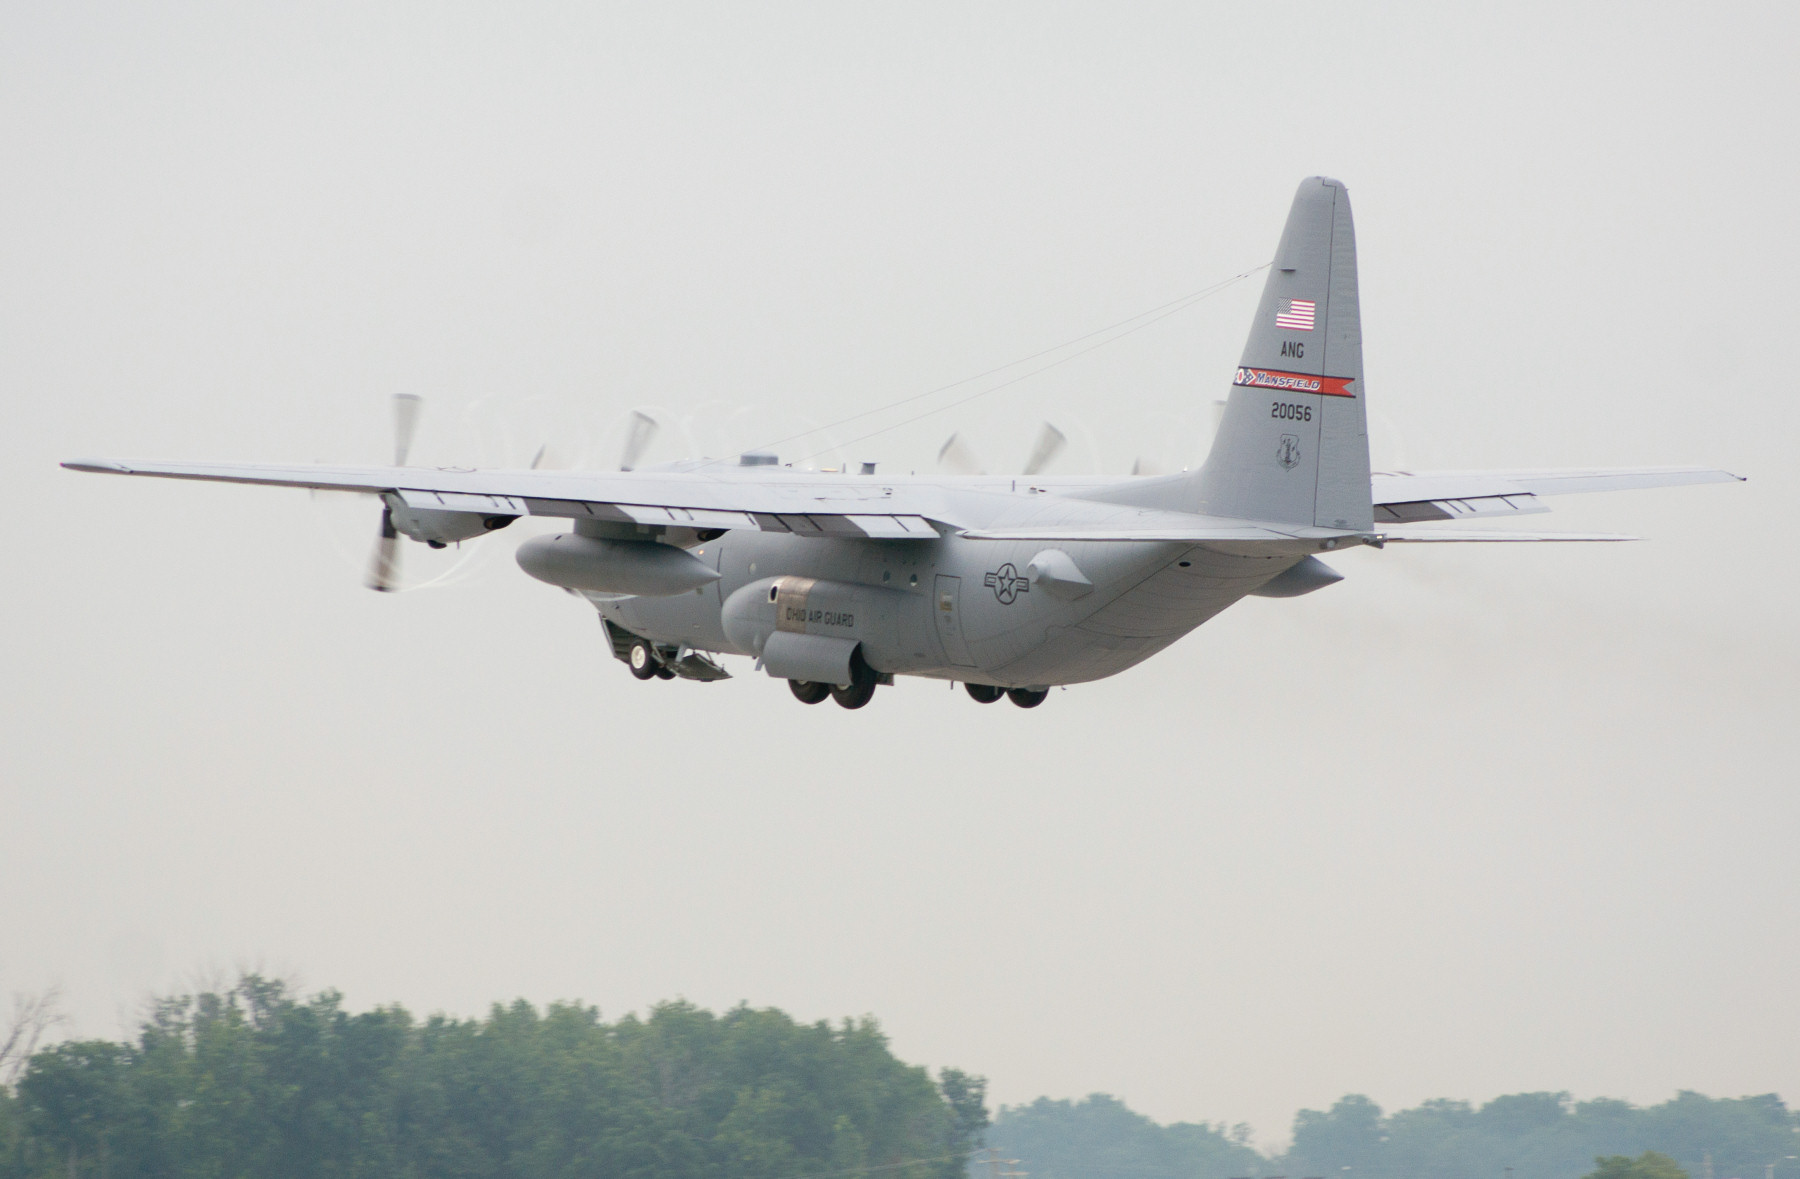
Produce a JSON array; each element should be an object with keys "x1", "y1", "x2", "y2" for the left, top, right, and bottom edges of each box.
[
  {"x1": 619, "y1": 409, "x2": 658, "y2": 471},
  {"x1": 1021, "y1": 422, "x2": 1066, "y2": 477},
  {"x1": 365, "y1": 393, "x2": 422, "y2": 593},
  {"x1": 936, "y1": 433, "x2": 985, "y2": 476},
  {"x1": 938, "y1": 421, "x2": 1067, "y2": 477}
]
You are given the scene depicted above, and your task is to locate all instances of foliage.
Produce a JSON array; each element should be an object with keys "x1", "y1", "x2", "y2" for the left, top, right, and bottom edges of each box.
[
  {"x1": 1585, "y1": 1151, "x2": 1690, "y2": 1179},
  {"x1": 991, "y1": 1090, "x2": 1798, "y2": 1179},
  {"x1": 0, "y1": 976, "x2": 984, "y2": 1179},
  {"x1": 984, "y1": 1093, "x2": 1262, "y2": 1179},
  {"x1": 1278, "y1": 1090, "x2": 1799, "y2": 1179}
]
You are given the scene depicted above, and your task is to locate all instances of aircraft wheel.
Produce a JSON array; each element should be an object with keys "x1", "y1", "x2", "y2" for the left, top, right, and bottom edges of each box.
[
  {"x1": 789, "y1": 679, "x2": 831, "y2": 705},
  {"x1": 1006, "y1": 687, "x2": 1049, "y2": 709},
  {"x1": 653, "y1": 665, "x2": 676, "y2": 680},
  {"x1": 963, "y1": 683, "x2": 1005, "y2": 704},
  {"x1": 627, "y1": 640, "x2": 659, "y2": 680},
  {"x1": 830, "y1": 648, "x2": 879, "y2": 710}
]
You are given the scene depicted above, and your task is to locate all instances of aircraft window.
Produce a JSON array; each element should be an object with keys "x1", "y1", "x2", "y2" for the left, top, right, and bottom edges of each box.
[{"x1": 909, "y1": 574, "x2": 918, "y2": 586}]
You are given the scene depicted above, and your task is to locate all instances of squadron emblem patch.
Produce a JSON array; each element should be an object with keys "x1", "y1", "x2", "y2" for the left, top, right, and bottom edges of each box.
[{"x1": 1277, "y1": 434, "x2": 1302, "y2": 470}]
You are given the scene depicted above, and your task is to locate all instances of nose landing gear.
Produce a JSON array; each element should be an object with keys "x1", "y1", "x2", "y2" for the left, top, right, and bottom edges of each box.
[
  {"x1": 963, "y1": 683, "x2": 1004, "y2": 704},
  {"x1": 627, "y1": 639, "x2": 663, "y2": 680}
]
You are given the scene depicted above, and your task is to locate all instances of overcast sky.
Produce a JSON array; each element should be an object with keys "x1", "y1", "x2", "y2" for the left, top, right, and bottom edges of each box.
[{"x1": 4, "y1": 0, "x2": 1796, "y2": 1148}]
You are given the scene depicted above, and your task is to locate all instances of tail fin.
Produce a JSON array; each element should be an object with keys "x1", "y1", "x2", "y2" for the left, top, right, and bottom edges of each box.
[{"x1": 1195, "y1": 177, "x2": 1371, "y2": 530}]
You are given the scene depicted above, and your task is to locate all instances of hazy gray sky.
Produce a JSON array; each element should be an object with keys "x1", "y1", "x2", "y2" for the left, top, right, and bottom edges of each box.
[{"x1": 4, "y1": 0, "x2": 1796, "y2": 1147}]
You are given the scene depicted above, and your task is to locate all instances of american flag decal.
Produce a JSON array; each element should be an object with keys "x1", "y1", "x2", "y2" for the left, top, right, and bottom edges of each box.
[{"x1": 1275, "y1": 298, "x2": 1316, "y2": 331}]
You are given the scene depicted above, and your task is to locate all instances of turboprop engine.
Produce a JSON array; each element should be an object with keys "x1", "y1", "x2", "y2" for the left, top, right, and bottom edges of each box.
[
  {"x1": 515, "y1": 532, "x2": 721, "y2": 597},
  {"x1": 383, "y1": 494, "x2": 516, "y2": 548}
]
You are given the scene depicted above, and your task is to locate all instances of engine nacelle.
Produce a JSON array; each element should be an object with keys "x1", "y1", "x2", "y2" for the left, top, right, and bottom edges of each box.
[
  {"x1": 386, "y1": 498, "x2": 515, "y2": 547},
  {"x1": 515, "y1": 533, "x2": 722, "y2": 597}
]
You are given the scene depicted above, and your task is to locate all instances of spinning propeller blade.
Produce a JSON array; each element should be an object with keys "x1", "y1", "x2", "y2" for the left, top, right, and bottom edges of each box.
[
  {"x1": 365, "y1": 504, "x2": 402, "y2": 592},
  {"x1": 365, "y1": 393, "x2": 422, "y2": 592},
  {"x1": 936, "y1": 433, "x2": 985, "y2": 476},
  {"x1": 391, "y1": 393, "x2": 421, "y2": 465},
  {"x1": 620, "y1": 410, "x2": 658, "y2": 471},
  {"x1": 1021, "y1": 422, "x2": 1066, "y2": 476}
]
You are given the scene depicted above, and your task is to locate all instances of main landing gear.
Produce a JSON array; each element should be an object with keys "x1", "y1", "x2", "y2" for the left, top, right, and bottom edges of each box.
[
  {"x1": 789, "y1": 679, "x2": 831, "y2": 704},
  {"x1": 789, "y1": 648, "x2": 880, "y2": 710},
  {"x1": 963, "y1": 682, "x2": 1048, "y2": 708}
]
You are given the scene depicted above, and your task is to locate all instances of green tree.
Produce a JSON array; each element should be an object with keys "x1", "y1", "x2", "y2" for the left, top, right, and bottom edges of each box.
[
  {"x1": 7, "y1": 976, "x2": 972, "y2": 1179},
  {"x1": 987, "y1": 1093, "x2": 1263, "y2": 1179},
  {"x1": 18, "y1": 1040, "x2": 128, "y2": 1178},
  {"x1": 1586, "y1": 1151, "x2": 1691, "y2": 1179},
  {"x1": 1288, "y1": 1093, "x2": 1386, "y2": 1177},
  {"x1": 938, "y1": 1069, "x2": 988, "y2": 1179}
]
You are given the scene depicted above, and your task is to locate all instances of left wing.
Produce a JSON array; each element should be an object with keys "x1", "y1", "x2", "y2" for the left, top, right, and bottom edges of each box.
[{"x1": 61, "y1": 458, "x2": 951, "y2": 539}]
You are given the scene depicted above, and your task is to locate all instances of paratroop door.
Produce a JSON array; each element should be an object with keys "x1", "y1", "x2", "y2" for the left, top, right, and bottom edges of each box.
[{"x1": 933, "y1": 574, "x2": 976, "y2": 667}]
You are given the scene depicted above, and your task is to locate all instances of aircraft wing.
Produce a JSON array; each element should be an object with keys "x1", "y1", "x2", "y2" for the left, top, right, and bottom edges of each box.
[
  {"x1": 62, "y1": 457, "x2": 1742, "y2": 545},
  {"x1": 1371, "y1": 466, "x2": 1741, "y2": 523},
  {"x1": 61, "y1": 458, "x2": 951, "y2": 538}
]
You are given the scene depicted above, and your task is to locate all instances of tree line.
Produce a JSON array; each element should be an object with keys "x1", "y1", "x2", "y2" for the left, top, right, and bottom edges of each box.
[
  {"x1": 0, "y1": 976, "x2": 987, "y2": 1179},
  {"x1": 986, "y1": 1090, "x2": 1799, "y2": 1179},
  {"x1": 5, "y1": 977, "x2": 1795, "y2": 1179}
]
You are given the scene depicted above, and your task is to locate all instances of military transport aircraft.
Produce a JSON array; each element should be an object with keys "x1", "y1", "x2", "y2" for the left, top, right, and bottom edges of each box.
[{"x1": 65, "y1": 178, "x2": 1739, "y2": 710}]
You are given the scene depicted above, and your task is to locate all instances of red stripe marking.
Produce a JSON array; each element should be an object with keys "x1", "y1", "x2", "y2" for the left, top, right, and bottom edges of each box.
[{"x1": 1233, "y1": 367, "x2": 1356, "y2": 397}]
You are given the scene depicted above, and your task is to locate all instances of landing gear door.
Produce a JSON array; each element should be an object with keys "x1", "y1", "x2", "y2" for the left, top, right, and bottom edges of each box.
[{"x1": 933, "y1": 574, "x2": 977, "y2": 667}]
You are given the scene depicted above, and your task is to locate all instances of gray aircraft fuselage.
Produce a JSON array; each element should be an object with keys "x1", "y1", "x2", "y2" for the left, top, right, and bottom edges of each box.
[{"x1": 601, "y1": 517, "x2": 1295, "y2": 689}]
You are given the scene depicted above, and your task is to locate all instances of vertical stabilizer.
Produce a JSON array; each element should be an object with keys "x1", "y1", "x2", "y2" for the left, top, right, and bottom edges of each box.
[{"x1": 1195, "y1": 177, "x2": 1371, "y2": 530}]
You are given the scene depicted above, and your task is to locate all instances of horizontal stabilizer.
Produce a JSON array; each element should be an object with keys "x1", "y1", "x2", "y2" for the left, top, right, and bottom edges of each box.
[
  {"x1": 1373, "y1": 466, "x2": 1740, "y2": 523},
  {"x1": 1378, "y1": 527, "x2": 1638, "y2": 543}
]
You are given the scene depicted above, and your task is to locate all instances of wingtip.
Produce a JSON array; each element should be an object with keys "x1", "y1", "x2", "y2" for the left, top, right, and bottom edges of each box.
[{"x1": 62, "y1": 459, "x2": 130, "y2": 474}]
